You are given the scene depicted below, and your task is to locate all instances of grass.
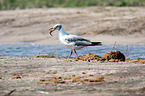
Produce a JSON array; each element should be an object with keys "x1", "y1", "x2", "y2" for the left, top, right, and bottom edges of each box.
[{"x1": 0, "y1": 0, "x2": 145, "y2": 10}]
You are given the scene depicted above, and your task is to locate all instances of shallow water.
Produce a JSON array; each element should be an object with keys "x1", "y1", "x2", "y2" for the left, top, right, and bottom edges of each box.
[{"x1": 0, "y1": 45, "x2": 144, "y2": 59}]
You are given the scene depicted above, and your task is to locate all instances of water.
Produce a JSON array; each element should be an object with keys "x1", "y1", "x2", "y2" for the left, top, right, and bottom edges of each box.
[{"x1": 0, "y1": 45, "x2": 144, "y2": 59}]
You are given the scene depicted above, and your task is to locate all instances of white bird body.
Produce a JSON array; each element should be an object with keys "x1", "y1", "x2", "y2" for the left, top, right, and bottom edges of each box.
[
  {"x1": 59, "y1": 35, "x2": 85, "y2": 50},
  {"x1": 49, "y1": 24, "x2": 101, "y2": 58},
  {"x1": 58, "y1": 28, "x2": 85, "y2": 50}
]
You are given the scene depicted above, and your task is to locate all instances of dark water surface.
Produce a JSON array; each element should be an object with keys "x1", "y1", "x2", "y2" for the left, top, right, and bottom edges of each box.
[{"x1": 0, "y1": 45, "x2": 144, "y2": 59}]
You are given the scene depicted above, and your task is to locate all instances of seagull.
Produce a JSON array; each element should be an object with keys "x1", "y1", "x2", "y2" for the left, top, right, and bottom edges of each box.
[{"x1": 49, "y1": 24, "x2": 102, "y2": 58}]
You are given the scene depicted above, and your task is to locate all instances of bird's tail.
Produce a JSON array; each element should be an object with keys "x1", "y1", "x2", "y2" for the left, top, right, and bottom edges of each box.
[{"x1": 91, "y1": 42, "x2": 102, "y2": 46}]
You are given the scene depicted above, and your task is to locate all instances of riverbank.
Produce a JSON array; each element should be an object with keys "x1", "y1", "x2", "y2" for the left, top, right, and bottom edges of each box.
[
  {"x1": 0, "y1": 56, "x2": 145, "y2": 96},
  {"x1": 0, "y1": 7, "x2": 145, "y2": 45},
  {"x1": 0, "y1": 6, "x2": 145, "y2": 96}
]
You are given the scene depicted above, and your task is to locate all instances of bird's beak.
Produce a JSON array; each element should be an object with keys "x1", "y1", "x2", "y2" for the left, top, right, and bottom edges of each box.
[{"x1": 49, "y1": 27, "x2": 56, "y2": 36}]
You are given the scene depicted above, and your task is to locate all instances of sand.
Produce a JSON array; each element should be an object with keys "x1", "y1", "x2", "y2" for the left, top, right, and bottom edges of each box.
[
  {"x1": 0, "y1": 7, "x2": 145, "y2": 96},
  {"x1": 0, "y1": 56, "x2": 145, "y2": 96},
  {"x1": 0, "y1": 7, "x2": 145, "y2": 45}
]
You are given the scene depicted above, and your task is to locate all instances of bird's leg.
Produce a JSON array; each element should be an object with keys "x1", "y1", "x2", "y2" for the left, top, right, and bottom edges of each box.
[
  {"x1": 74, "y1": 49, "x2": 79, "y2": 59},
  {"x1": 69, "y1": 49, "x2": 73, "y2": 58}
]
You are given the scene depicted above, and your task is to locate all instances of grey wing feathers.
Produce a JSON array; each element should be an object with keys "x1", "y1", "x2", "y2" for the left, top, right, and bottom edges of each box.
[
  {"x1": 65, "y1": 36, "x2": 92, "y2": 46},
  {"x1": 75, "y1": 41, "x2": 92, "y2": 46},
  {"x1": 65, "y1": 35, "x2": 101, "y2": 46},
  {"x1": 65, "y1": 37, "x2": 90, "y2": 42}
]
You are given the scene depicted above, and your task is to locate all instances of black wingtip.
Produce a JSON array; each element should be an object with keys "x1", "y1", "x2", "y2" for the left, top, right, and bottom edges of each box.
[{"x1": 91, "y1": 42, "x2": 102, "y2": 46}]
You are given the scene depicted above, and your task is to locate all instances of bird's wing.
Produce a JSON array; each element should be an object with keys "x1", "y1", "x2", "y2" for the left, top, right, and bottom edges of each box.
[{"x1": 64, "y1": 35, "x2": 92, "y2": 46}]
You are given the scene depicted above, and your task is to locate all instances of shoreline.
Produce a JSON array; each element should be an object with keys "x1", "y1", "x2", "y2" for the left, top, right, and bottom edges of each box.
[
  {"x1": 0, "y1": 6, "x2": 145, "y2": 96},
  {"x1": 0, "y1": 56, "x2": 145, "y2": 96}
]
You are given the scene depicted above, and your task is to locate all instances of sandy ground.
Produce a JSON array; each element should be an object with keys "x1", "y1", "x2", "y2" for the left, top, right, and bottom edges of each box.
[
  {"x1": 0, "y1": 56, "x2": 145, "y2": 96},
  {"x1": 0, "y1": 7, "x2": 145, "y2": 96},
  {"x1": 0, "y1": 7, "x2": 145, "y2": 45}
]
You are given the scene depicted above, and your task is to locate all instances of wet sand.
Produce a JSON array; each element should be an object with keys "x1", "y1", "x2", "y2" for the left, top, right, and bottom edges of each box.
[{"x1": 0, "y1": 56, "x2": 145, "y2": 96}]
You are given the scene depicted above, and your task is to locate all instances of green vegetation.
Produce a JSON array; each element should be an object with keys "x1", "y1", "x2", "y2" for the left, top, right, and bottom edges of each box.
[{"x1": 0, "y1": 0, "x2": 145, "y2": 10}]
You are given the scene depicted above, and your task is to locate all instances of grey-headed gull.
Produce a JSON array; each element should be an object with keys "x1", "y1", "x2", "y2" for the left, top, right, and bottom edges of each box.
[{"x1": 49, "y1": 24, "x2": 102, "y2": 58}]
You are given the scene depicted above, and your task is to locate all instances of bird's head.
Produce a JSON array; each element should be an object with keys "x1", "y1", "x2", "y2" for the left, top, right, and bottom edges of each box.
[{"x1": 49, "y1": 24, "x2": 62, "y2": 36}]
